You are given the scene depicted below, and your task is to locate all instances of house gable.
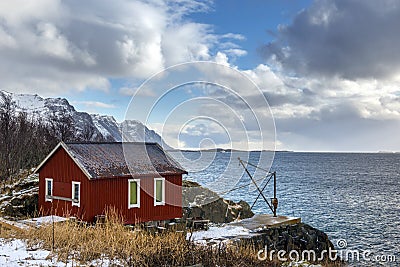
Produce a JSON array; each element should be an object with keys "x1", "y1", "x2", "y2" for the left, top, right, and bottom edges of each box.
[
  {"x1": 35, "y1": 142, "x2": 92, "y2": 179},
  {"x1": 37, "y1": 143, "x2": 91, "y2": 221}
]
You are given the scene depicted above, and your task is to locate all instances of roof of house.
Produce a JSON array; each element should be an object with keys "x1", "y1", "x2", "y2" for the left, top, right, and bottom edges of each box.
[{"x1": 35, "y1": 142, "x2": 187, "y2": 179}]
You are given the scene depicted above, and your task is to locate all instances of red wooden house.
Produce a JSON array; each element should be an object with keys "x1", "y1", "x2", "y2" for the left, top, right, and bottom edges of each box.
[{"x1": 35, "y1": 142, "x2": 187, "y2": 224}]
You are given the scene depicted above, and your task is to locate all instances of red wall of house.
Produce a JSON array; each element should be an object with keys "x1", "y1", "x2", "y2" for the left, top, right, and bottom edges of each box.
[
  {"x1": 38, "y1": 147, "x2": 183, "y2": 223},
  {"x1": 38, "y1": 148, "x2": 90, "y2": 220},
  {"x1": 88, "y1": 174, "x2": 182, "y2": 224}
]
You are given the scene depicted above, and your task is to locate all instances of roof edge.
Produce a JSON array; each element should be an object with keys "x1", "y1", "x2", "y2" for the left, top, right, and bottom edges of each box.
[
  {"x1": 154, "y1": 142, "x2": 187, "y2": 174},
  {"x1": 90, "y1": 171, "x2": 187, "y2": 179},
  {"x1": 64, "y1": 141, "x2": 159, "y2": 145},
  {"x1": 34, "y1": 142, "x2": 63, "y2": 174},
  {"x1": 34, "y1": 141, "x2": 93, "y2": 179}
]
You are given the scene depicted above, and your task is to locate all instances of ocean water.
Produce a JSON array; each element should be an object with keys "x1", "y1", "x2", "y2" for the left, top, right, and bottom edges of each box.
[{"x1": 170, "y1": 151, "x2": 400, "y2": 266}]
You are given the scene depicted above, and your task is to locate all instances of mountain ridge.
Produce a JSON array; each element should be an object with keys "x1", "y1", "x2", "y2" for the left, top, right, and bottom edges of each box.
[{"x1": 0, "y1": 90, "x2": 171, "y2": 149}]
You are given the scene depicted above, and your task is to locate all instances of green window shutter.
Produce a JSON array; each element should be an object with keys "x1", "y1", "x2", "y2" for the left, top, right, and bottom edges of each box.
[
  {"x1": 156, "y1": 180, "x2": 163, "y2": 202},
  {"x1": 130, "y1": 181, "x2": 137, "y2": 205}
]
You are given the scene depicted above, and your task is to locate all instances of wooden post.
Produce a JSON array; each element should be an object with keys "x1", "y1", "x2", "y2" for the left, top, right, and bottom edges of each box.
[{"x1": 272, "y1": 172, "x2": 278, "y2": 217}]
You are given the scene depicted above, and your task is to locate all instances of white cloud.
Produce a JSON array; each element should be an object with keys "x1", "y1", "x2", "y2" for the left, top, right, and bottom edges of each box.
[
  {"x1": 73, "y1": 101, "x2": 116, "y2": 109},
  {"x1": 214, "y1": 52, "x2": 230, "y2": 66},
  {"x1": 119, "y1": 87, "x2": 135, "y2": 96},
  {"x1": 35, "y1": 22, "x2": 74, "y2": 61},
  {"x1": 162, "y1": 23, "x2": 214, "y2": 64},
  {"x1": 0, "y1": 0, "x2": 64, "y2": 26},
  {"x1": 223, "y1": 49, "x2": 247, "y2": 57},
  {"x1": 0, "y1": 0, "x2": 243, "y2": 96},
  {"x1": 119, "y1": 86, "x2": 156, "y2": 97},
  {"x1": 220, "y1": 33, "x2": 246, "y2": 41}
]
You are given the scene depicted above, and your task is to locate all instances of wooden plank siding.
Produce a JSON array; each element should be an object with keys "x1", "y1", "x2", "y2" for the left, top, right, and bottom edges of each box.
[
  {"x1": 88, "y1": 174, "x2": 182, "y2": 224},
  {"x1": 38, "y1": 146, "x2": 183, "y2": 223}
]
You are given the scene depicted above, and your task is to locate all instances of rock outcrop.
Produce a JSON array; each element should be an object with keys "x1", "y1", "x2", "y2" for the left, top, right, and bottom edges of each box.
[
  {"x1": 244, "y1": 223, "x2": 340, "y2": 263},
  {"x1": 252, "y1": 223, "x2": 334, "y2": 252},
  {"x1": 0, "y1": 171, "x2": 39, "y2": 219},
  {"x1": 182, "y1": 180, "x2": 254, "y2": 223}
]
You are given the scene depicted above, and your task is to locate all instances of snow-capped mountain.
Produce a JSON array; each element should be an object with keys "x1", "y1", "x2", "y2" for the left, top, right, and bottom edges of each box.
[
  {"x1": 0, "y1": 90, "x2": 171, "y2": 148},
  {"x1": 91, "y1": 114, "x2": 122, "y2": 141},
  {"x1": 120, "y1": 120, "x2": 171, "y2": 148}
]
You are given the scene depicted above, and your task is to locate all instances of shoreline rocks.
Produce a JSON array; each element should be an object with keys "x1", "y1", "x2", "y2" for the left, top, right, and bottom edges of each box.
[
  {"x1": 238, "y1": 223, "x2": 343, "y2": 264},
  {"x1": 249, "y1": 223, "x2": 335, "y2": 254},
  {"x1": 182, "y1": 180, "x2": 254, "y2": 223}
]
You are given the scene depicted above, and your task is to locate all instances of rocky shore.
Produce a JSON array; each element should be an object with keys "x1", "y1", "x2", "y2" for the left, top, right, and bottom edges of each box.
[
  {"x1": 246, "y1": 223, "x2": 338, "y2": 263},
  {"x1": 182, "y1": 180, "x2": 254, "y2": 223}
]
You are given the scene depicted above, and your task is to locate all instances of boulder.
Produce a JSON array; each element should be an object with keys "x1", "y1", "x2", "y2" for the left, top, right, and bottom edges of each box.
[
  {"x1": 244, "y1": 223, "x2": 337, "y2": 262},
  {"x1": 182, "y1": 180, "x2": 254, "y2": 223}
]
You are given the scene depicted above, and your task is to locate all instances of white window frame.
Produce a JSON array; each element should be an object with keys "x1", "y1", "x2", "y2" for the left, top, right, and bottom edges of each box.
[
  {"x1": 128, "y1": 179, "x2": 140, "y2": 209},
  {"x1": 154, "y1": 177, "x2": 165, "y2": 206},
  {"x1": 72, "y1": 181, "x2": 81, "y2": 207},
  {"x1": 45, "y1": 178, "x2": 53, "y2": 202}
]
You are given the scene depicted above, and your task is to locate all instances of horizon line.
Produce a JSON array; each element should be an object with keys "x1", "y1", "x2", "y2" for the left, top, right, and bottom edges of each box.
[{"x1": 166, "y1": 148, "x2": 399, "y2": 153}]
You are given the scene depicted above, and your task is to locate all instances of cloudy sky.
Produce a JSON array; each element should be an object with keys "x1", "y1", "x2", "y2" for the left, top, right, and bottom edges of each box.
[{"x1": 1, "y1": 0, "x2": 400, "y2": 152}]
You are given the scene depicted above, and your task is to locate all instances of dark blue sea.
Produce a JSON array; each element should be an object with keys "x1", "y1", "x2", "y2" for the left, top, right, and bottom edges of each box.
[{"x1": 171, "y1": 151, "x2": 400, "y2": 266}]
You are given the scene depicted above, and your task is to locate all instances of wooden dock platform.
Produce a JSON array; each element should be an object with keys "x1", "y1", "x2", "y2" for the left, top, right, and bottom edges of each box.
[{"x1": 230, "y1": 214, "x2": 301, "y2": 231}]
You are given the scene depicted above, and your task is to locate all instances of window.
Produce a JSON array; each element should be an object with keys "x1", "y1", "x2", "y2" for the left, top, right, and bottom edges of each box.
[
  {"x1": 128, "y1": 179, "x2": 140, "y2": 208},
  {"x1": 45, "y1": 178, "x2": 53, "y2": 202},
  {"x1": 154, "y1": 177, "x2": 165, "y2": 206},
  {"x1": 72, "y1": 181, "x2": 80, "y2": 207}
]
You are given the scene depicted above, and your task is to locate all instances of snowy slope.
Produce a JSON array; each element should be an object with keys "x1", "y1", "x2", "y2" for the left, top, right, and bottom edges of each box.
[
  {"x1": 120, "y1": 120, "x2": 172, "y2": 149},
  {"x1": 0, "y1": 90, "x2": 171, "y2": 147},
  {"x1": 0, "y1": 90, "x2": 104, "y2": 140},
  {"x1": 91, "y1": 114, "x2": 122, "y2": 141}
]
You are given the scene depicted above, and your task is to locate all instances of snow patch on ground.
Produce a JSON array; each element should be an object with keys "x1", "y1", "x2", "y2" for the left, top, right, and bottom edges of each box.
[
  {"x1": 20, "y1": 216, "x2": 68, "y2": 227},
  {"x1": 0, "y1": 238, "x2": 114, "y2": 267},
  {"x1": 187, "y1": 225, "x2": 251, "y2": 244},
  {"x1": 0, "y1": 238, "x2": 53, "y2": 266}
]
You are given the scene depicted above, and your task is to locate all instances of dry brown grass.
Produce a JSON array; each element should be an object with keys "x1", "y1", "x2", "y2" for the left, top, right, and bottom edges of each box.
[
  {"x1": 14, "y1": 210, "x2": 271, "y2": 266},
  {"x1": 8, "y1": 210, "x2": 344, "y2": 267},
  {"x1": 0, "y1": 224, "x2": 15, "y2": 239}
]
